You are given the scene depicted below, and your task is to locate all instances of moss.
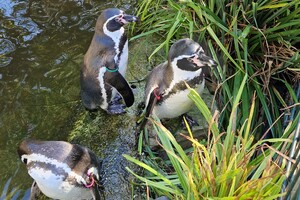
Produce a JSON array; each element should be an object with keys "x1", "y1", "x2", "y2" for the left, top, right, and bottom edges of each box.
[
  {"x1": 66, "y1": 35, "x2": 216, "y2": 199},
  {"x1": 67, "y1": 36, "x2": 163, "y2": 156},
  {"x1": 68, "y1": 35, "x2": 217, "y2": 156}
]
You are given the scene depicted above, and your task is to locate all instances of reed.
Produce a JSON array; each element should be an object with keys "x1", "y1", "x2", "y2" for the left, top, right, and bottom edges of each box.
[{"x1": 126, "y1": 0, "x2": 300, "y2": 199}]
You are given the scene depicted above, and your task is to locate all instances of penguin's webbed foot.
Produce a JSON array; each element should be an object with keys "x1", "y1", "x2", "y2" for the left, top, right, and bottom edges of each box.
[
  {"x1": 181, "y1": 114, "x2": 199, "y2": 128},
  {"x1": 112, "y1": 93, "x2": 123, "y2": 103},
  {"x1": 106, "y1": 103, "x2": 126, "y2": 115}
]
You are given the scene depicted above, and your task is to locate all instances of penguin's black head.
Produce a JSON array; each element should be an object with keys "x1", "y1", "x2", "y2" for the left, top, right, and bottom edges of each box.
[
  {"x1": 169, "y1": 38, "x2": 217, "y2": 73},
  {"x1": 97, "y1": 8, "x2": 138, "y2": 32}
]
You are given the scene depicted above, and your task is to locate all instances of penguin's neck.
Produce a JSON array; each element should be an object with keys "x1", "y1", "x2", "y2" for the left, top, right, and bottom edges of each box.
[
  {"x1": 163, "y1": 61, "x2": 202, "y2": 96},
  {"x1": 103, "y1": 26, "x2": 125, "y2": 46},
  {"x1": 103, "y1": 26, "x2": 128, "y2": 68},
  {"x1": 169, "y1": 61, "x2": 202, "y2": 82}
]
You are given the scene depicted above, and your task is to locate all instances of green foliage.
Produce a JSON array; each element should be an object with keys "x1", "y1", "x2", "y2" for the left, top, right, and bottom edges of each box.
[
  {"x1": 127, "y1": 1, "x2": 300, "y2": 198},
  {"x1": 132, "y1": 0, "x2": 300, "y2": 138},
  {"x1": 0, "y1": 175, "x2": 30, "y2": 200},
  {"x1": 125, "y1": 87, "x2": 297, "y2": 199}
]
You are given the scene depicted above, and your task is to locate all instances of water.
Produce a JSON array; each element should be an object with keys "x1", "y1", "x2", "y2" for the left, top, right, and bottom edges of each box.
[{"x1": 0, "y1": 0, "x2": 137, "y2": 198}]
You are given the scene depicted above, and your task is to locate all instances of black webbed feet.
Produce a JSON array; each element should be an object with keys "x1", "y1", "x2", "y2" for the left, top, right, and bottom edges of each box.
[
  {"x1": 106, "y1": 102, "x2": 126, "y2": 115},
  {"x1": 181, "y1": 114, "x2": 199, "y2": 128}
]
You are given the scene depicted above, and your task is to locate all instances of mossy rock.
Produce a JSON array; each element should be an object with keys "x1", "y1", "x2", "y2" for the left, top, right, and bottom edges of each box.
[{"x1": 66, "y1": 36, "x2": 217, "y2": 199}]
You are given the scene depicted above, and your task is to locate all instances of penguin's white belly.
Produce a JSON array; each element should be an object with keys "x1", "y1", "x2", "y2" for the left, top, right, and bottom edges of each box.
[
  {"x1": 111, "y1": 41, "x2": 128, "y2": 100},
  {"x1": 118, "y1": 41, "x2": 128, "y2": 76},
  {"x1": 153, "y1": 89, "x2": 193, "y2": 119},
  {"x1": 29, "y1": 168, "x2": 92, "y2": 200},
  {"x1": 153, "y1": 81, "x2": 204, "y2": 119}
]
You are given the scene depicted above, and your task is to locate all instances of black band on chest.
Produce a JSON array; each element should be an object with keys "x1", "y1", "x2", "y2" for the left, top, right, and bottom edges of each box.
[
  {"x1": 116, "y1": 34, "x2": 127, "y2": 64},
  {"x1": 158, "y1": 75, "x2": 204, "y2": 105}
]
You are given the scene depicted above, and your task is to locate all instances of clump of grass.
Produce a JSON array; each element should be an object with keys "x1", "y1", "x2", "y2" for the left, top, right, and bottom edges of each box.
[
  {"x1": 128, "y1": 0, "x2": 300, "y2": 198},
  {"x1": 125, "y1": 86, "x2": 298, "y2": 199},
  {"x1": 0, "y1": 175, "x2": 30, "y2": 200},
  {"x1": 132, "y1": 0, "x2": 300, "y2": 139}
]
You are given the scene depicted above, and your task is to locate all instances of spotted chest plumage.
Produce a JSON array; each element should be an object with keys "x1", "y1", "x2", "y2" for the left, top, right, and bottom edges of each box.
[
  {"x1": 143, "y1": 38, "x2": 216, "y2": 121},
  {"x1": 157, "y1": 70, "x2": 205, "y2": 106},
  {"x1": 153, "y1": 68, "x2": 206, "y2": 119}
]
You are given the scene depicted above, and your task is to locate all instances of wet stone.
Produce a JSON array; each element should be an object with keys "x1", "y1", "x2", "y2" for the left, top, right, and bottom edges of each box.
[
  {"x1": 0, "y1": 38, "x2": 15, "y2": 67},
  {"x1": 100, "y1": 128, "x2": 138, "y2": 200}
]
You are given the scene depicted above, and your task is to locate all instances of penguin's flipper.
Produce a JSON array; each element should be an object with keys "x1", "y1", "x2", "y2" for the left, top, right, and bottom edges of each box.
[
  {"x1": 139, "y1": 87, "x2": 161, "y2": 131},
  {"x1": 105, "y1": 71, "x2": 134, "y2": 108},
  {"x1": 30, "y1": 181, "x2": 43, "y2": 200}
]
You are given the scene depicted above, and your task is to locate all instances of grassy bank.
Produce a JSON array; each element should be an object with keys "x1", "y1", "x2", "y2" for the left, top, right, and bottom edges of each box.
[{"x1": 126, "y1": 0, "x2": 300, "y2": 199}]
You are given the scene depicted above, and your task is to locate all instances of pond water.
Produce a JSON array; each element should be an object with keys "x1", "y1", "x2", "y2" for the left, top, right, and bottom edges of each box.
[{"x1": 0, "y1": 0, "x2": 137, "y2": 199}]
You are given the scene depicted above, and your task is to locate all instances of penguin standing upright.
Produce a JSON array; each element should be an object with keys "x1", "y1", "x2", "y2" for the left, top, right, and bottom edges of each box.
[
  {"x1": 80, "y1": 8, "x2": 138, "y2": 114},
  {"x1": 17, "y1": 139, "x2": 102, "y2": 200},
  {"x1": 142, "y1": 38, "x2": 216, "y2": 126}
]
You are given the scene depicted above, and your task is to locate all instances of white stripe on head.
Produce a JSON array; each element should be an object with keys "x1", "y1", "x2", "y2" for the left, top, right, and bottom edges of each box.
[
  {"x1": 197, "y1": 46, "x2": 204, "y2": 54},
  {"x1": 164, "y1": 55, "x2": 202, "y2": 96},
  {"x1": 103, "y1": 15, "x2": 125, "y2": 64},
  {"x1": 23, "y1": 153, "x2": 87, "y2": 185}
]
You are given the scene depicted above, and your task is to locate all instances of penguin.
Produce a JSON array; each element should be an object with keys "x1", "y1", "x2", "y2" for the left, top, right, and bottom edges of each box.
[
  {"x1": 17, "y1": 139, "x2": 102, "y2": 200},
  {"x1": 80, "y1": 8, "x2": 138, "y2": 114},
  {"x1": 141, "y1": 38, "x2": 217, "y2": 128}
]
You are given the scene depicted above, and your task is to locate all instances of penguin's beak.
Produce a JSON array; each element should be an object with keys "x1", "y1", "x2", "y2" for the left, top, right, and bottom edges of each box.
[
  {"x1": 198, "y1": 53, "x2": 217, "y2": 67},
  {"x1": 122, "y1": 14, "x2": 139, "y2": 23}
]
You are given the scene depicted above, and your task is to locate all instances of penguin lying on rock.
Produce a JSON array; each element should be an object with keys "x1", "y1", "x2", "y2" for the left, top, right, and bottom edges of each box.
[
  {"x1": 140, "y1": 38, "x2": 217, "y2": 129},
  {"x1": 17, "y1": 139, "x2": 102, "y2": 200},
  {"x1": 80, "y1": 8, "x2": 138, "y2": 114}
]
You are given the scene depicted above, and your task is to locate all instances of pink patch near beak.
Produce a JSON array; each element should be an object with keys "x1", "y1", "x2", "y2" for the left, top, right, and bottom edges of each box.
[
  {"x1": 191, "y1": 55, "x2": 205, "y2": 67},
  {"x1": 116, "y1": 15, "x2": 129, "y2": 25}
]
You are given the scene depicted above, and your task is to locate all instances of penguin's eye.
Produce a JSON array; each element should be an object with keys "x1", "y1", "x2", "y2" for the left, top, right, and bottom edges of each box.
[
  {"x1": 196, "y1": 47, "x2": 204, "y2": 54},
  {"x1": 21, "y1": 157, "x2": 28, "y2": 164}
]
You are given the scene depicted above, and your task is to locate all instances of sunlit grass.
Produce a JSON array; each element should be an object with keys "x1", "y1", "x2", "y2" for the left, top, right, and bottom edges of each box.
[
  {"x1": 131, "y1": 0, "x2": 300, "y2": 138},
  {"x1": 125, "y1": 87, "x2": 298, "y2": 199},
  {"x1": 127, "y1": 0, "x2": 300, "y2": 199},
  {"x1": 0, "y1": 175, "x2": 30, "y2": 200}
]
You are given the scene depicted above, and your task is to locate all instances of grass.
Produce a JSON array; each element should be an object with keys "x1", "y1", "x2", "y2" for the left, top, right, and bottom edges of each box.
[
  {"x1": 125, "y1": 0, "x2": 300, "y2": 199},
  {"x1": 125, "y1": 87, "x2": 298, "y2": 199},
  {"x1": 0, "y1": 173, "x2": 30, "y2": 200},
  {"x1": 131, "y1": 0, "x2": 299, "y2": 139}
]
